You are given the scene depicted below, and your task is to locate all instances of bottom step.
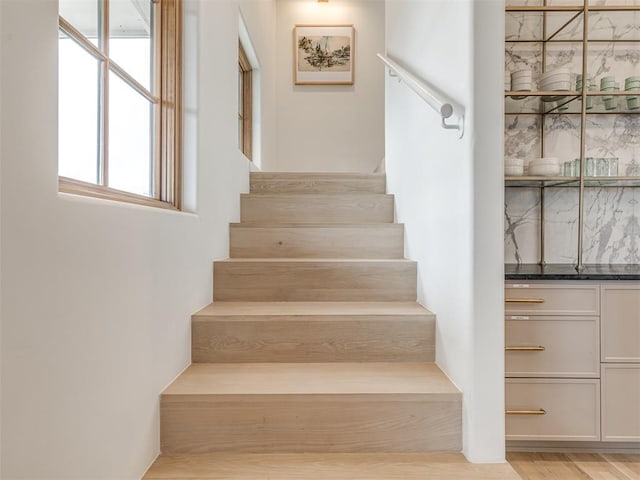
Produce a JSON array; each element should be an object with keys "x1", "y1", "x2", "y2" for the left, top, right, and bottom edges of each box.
[
  {"x1": 160, "y1": 363, "x2": 461, "y2": 454},
  {"x1": 144, "y1": 453, "x2": 520, "y2": 479}
]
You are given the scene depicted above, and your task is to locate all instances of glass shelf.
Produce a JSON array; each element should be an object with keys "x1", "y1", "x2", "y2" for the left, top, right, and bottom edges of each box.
[
  {"x1": 506, "y1": 6, "x2": 640, "y2": 43},
  {"x1": 505, "y1": 176, "x2": 640, "y2": 187},
  {"x1": 506, "y1": 5, "x2": 640, "y2": 13},
  {"x1": 506, "y1": 10, "x2": 584, "y2": 42},
  {"x1": 505, "y1": 91, "x2": 640, "y2": 114}
]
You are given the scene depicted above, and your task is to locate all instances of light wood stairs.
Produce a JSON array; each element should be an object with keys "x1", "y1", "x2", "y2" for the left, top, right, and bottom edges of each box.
[{"x1": 144, "y1": 173, "x2": 518, "y2": 479}]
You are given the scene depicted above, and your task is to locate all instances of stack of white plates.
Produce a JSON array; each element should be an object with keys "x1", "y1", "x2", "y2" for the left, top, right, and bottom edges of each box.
[
  {"x1": 539, "y1": 67, "x2": 571, "y2": 92},
  {"x1": 511, "y1": 69, "x2": 532, "y2": 92},
  {"x1": 529, "y1": 157, "x2": 561, "y2": 176},
  {"x1": 505, "y1": 158, "x2": 524, "y2": 176}
]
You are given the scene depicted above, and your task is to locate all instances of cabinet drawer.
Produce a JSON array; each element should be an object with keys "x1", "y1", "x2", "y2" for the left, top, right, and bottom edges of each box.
[
  {"x1": 506, "y1": 378, "x2": 600, "y2": 441},
  {"x1": 505, "y1": 284, "x2": 599, "y2": 316},
  {"x1": 602, "y1": 364, "x2": 640, "y2": 442},
  {"x1": 601, "y1": 285, "x2": 640, "y2": 363},
  {"x1": 505, "y1": 316, "x2": 599, "y2": 378}
]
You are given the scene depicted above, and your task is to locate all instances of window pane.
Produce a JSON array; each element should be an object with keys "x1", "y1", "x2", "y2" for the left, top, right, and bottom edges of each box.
[
  {"x1": 110, "y1": 0, "x2": 154, "y2": 91},
  {"x1": 58, "y1": 33, "x2": 100, "y2": 184},
  {"x1": 59, "y1": 0, "x2": 100, "y2": 46},
  {"x1": 108, "y1": 72, "x2": 153, "y2": 196}
]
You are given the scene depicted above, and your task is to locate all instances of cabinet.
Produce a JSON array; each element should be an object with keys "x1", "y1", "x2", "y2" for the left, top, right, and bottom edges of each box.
[
  {"x1": 504, "y1": 2, "x2": 640, "y2": 270},
  {"x1": 505, "y1": 281, "x2": 640, "y2": 445},
  {"x1": 601, "y1": 285, "x2": 640, "y2": 442},
  {"x1": 505, "y1": 282, "x2": 601, "y2": 441}
]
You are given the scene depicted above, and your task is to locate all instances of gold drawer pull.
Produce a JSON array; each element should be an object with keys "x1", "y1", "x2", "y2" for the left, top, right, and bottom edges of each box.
[
  {"x1": 505, "y1": 298, "x2": 545, "y2": 304},
  {"x1": 505, "y1": 346, "x2": 545, "y2": 352},
  {"x1": 506, "y1": 409, "x2": 547, "y2": 415}
]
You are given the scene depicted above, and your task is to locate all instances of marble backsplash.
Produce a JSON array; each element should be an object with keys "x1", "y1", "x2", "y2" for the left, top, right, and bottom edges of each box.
[
  {"x1": 505, "y1": 0, "x2": 640, "y2": 265},
  {"x1": 505, "y1": 187, "x2": 640, "y2": 264}
]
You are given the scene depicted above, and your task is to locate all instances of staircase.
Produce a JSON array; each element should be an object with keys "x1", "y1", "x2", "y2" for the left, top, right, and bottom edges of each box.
[{"x1": 144, "y1": 173, "x2": 518, "y2": 479}]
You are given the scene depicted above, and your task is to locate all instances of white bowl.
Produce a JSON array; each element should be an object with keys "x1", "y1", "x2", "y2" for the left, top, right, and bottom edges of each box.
[
  {"x1": 511, "y1": 81, "x2": 532, "y2": 91},
  {"x1": 540, "y1": 72, "x2": 571, "y2": 82},
  {"x1": 539, "y1": 80, "x2": 572, "y2": 91},
  {"x1": 512, "y1": 69, "x2": 532, "y2": 78},
  {"x1": 531, "y1": 156, "x2": 559, "y2": 164},
  {"x1": 505, "y1": 165, "x2": 524, "y2": 176},
  {"x1": 505, "y1": 157, "x2": 524, "y2": 167},
  {"x1": 529, "y1": 164, "x2": 561, "y2": 176}
]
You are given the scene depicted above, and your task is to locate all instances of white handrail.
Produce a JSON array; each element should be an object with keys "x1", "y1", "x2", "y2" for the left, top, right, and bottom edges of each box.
[{"x1": 377, "y1": 53, "x2": 465, "y2": 138}]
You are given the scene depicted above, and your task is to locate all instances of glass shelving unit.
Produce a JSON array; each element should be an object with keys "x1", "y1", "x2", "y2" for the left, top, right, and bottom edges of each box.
[{"x1": 505, "y1": 0, "x2": 640, "y2": 271}]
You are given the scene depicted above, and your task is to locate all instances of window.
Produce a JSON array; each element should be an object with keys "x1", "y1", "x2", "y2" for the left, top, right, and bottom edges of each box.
[
  {"x1": 58, "y1": 0, "x2": 182, "y2": 210},
  {"x1": 238, "y1": 42, "x2": 252, "y2": 160}
]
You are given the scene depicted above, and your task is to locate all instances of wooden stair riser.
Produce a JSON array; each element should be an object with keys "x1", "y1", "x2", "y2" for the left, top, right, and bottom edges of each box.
[
  {"x1": 160, "y1": 395, "x2": 462, "y2": 454},
  {"x1": 230, "y1": 224, "x2": 404, "y2": 259},
  {"x1": 240, "y1": 194, "x2": 395, "y2": 224},
  {"x1": 192, "y1": 315, "x2": 435, "y2": 363},
  {"x1": 250, "y1": 173, "x2": 386, "y2": 194},
  {"x1": 213, "y1": 261, "x2": 417, "y2": 302}
]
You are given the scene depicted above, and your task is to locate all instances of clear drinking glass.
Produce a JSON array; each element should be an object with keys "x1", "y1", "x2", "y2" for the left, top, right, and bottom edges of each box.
[
  {"x1": 596, "y1": 158, "x2": 609, "y2": 176},
  {"x1": 563, "y1": 161, "x2": 574, "y2": 177},
  {"x1": 585, "y1": 157, "x2": 595, "y2": 176}
]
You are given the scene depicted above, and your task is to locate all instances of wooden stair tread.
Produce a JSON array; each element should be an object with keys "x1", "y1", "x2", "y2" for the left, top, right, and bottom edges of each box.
[
  {"x1": 249, "y1": 173, "x2": 387, "y2": 194},
  {"x1": 217, "y1": 258, "x2": 413, "y2": 263},
  {"x1": 240, "y1": 194, "x2": 394, "y2": 224},
  {"x1": 251, "y1": 172, "x2": 387, "y2": 178},
  {"x1": 213, "y1": 259, "x2": 416, "y2": 302},
  {"x1": 242, "y1": 193, "x2": 391, "y2": 197},
  {"x1": 144, "y1": 453, "x2": 520, "y2": 479},
  {"x1": 193, "y1": 301, "x2": 434, "y2": 318},
  {"x1": 192, "y1": 302, "x2": 435, "y2": 363},
  {"x1": 162, "y1": 363, "x2": 460, "y2": 397},
  {"x1": 230, "y1": 222, "x2": 403, "y2": 228}
]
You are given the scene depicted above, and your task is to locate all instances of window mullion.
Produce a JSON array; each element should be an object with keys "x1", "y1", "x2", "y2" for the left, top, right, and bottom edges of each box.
[
  {"x1": 100, "y1": 0, "x2": 110, "y2": 187},
  {"x1": 59, "y1": 17, "x2": 108, "y2": 63},
  {"x1": 109, "y1": 61, "x2": 159, "y2": 104},
  {"x1": 152, "y1": 0, "x2": 162, "y2": 199},
  {"x1": 159, "y1": 0, "x2": 182, "y2": 208}
]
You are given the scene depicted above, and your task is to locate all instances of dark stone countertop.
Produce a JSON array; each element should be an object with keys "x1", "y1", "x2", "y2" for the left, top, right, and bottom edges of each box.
[{"x1": 505, "y1": 264, "x2": 640, "y2": 281}]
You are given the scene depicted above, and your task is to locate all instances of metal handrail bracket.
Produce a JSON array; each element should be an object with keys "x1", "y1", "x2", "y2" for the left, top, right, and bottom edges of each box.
[{"x1": 377, "y1": 53, "x2": 465, "y2": 139}]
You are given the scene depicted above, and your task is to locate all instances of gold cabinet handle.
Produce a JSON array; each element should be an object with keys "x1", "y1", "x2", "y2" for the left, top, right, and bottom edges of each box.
[
  {"x1": 506, "y1": 409, "x2": 547, "y2": 415},
  {"x1": 505, "y1": 346, "x2": 546, "y2": 351},
  {"x1": 505, "y1": 298, "x2": 545, "y2": 303}
]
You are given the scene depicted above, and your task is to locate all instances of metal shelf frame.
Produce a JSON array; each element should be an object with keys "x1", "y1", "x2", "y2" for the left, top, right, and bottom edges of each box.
[{"x1": 504, "y1": 1, "x2": 640, "y2": 272}]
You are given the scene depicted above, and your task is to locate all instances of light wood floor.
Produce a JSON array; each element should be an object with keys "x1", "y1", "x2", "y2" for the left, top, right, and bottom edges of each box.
[
  {"x1": 143, "y1": 453, "x2": 520, "y2": 479},
  {"x1": 144, "y1": 452, "x2": 640, "y2": 479},
  {"x1": 507, "y1": 452, "x2": 640, "y2": 480}
]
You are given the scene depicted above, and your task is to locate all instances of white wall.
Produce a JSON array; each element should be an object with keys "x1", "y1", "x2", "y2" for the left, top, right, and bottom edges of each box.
[
  {"x1": 0, "y1": 2, "x2": 3, "y2": 474},
  {"x1": 275, "y1": 0, "x2": 385, "y2": 173},
  {"x1": 239, "y1": 1, "x2": 278, "y2": 172},
  {"x1": 385, "y1": 0, "x2": 505, "y2": 463},
  {"x1": 469, "y1": 0, "x2": 506, "y2": 463},
  {"x1": 0, "y1": 0, "x2": 275, "y2": 478}
]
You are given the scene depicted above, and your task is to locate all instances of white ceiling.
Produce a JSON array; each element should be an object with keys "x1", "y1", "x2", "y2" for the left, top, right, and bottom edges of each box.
[{"x1": 59, "y1": 0, "x2": 151, "y2": 38}]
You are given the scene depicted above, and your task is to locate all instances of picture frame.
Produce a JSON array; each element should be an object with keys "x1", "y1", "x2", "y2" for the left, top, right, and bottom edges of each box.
[{"x1": 294, "y1": 25, "x2": 355, "y2": 85}]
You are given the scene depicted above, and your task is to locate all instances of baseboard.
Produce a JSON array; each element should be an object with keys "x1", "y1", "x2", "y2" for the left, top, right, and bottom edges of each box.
[{"x1": 507, "y1": 440, "x2": 640, "y2": 454}]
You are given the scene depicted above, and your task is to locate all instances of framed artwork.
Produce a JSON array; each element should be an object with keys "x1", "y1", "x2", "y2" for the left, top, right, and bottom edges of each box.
[{"x1": 294, "y1": 25, "x2": 355, "y2": 85}]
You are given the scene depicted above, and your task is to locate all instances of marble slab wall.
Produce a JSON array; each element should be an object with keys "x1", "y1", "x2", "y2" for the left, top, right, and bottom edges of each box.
[{"x1": 505, "y1": 0, "x2": 640, "y2": 265}]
